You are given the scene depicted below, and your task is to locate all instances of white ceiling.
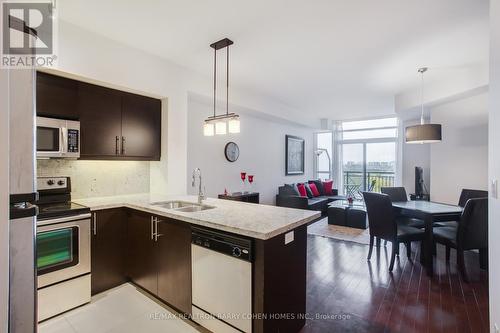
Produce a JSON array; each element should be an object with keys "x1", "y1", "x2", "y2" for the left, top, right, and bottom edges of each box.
[{"x1": 59, "y1": 0, "x2": 489, "y2": 120}]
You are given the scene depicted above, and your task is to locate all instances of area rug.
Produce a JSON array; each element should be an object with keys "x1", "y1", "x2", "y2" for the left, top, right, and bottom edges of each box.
[{"x1": 307, "y1": 217, "x2": 371, "y2": 245}]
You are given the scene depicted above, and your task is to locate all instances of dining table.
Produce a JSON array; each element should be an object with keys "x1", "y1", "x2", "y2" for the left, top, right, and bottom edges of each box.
[{"x1": 392, "y1": 200, "x2": 463, "y2": 276}]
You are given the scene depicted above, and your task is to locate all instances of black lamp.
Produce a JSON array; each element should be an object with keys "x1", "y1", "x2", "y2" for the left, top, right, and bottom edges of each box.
[{"x1": 405, "y1": 67, "x2": 442, "y2": 144}]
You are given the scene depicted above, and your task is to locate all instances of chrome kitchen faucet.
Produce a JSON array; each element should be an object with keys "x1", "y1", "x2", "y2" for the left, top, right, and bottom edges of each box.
[{"x1": 192, "y1": 168, "x2": 205, "y2": 204}]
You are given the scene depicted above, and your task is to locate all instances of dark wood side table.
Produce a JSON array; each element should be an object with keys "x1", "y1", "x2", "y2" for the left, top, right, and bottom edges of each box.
[{"x1": 218, "y1": 192, "x2": 260, "y2": 204}]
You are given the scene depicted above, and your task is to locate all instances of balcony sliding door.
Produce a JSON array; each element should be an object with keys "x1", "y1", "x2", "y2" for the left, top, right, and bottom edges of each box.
[
  {"x1": 342, "y1": 143, "x2": 364, "y2": 199},
  {"x1": 337, "y1": 117, "x2": 398, "y2": 198},
  {"x1": 366, "y1": 142, "x2": 396, "y2": 192}
]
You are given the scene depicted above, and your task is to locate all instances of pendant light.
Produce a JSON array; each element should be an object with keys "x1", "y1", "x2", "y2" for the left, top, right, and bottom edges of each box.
[
  {"x1": 405, "y1": 67, "x2": 442, "y2": 144},
  {"x1": 203, "y1": 38, "x2": 240, "y2": 136}
]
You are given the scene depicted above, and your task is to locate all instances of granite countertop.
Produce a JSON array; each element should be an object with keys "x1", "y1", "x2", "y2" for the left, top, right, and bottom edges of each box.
[{"x1": 73, "y1": 193, "x2": 320, "y2": 240}]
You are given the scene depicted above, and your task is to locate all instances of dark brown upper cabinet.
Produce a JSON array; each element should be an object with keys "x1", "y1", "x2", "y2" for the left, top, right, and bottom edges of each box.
[
  {"x1": 36, "y1": 72, "x2": 79, "y2": 120},
  {"x1": 36, "y1": 72, "x2": 162, "y2": 161},
  {"x1": 121, "y1": 93, "x2": 161, "y2": 160},
  {"x1": 78, "y1": 82, "x2": 123, "y2": 158}
]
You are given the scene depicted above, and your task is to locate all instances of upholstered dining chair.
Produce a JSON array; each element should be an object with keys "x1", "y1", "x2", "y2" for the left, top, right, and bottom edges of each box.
[
  {"x1": 381, "y1": 187, "x2": 425, "y2": 229},
  {"x1": 434, "y1": 188, "x2": 488, "y2": 228},
  {"x1": 458, "y1": 189, "x2": 488, "y2": 207},
  {"x1": 362, "y1": 192, "x2": 425, "y2": 271},
  {"x1": 380, "y1": 186, "x2": 408, "y2": 202},
  {"x1": 432, "y1": 197, "x2": 488, "y2": 278}
]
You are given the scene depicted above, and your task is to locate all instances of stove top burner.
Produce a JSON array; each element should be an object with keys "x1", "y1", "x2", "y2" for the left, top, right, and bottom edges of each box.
[
  {"x1": 37, "y1": 202, "x2": 90, "y2": 220},
  {"x1": 36, "y1": 176, "x2": 90, "y2": 220}
]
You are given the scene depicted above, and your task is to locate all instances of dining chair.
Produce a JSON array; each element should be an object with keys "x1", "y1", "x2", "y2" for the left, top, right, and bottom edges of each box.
[
  {"x1": 380, "y1": 186, "x2": 408, "y2": 202},
  {"x1": 434, "y1": 188, "x2": 488, "y2": 228},
  {"x1": 458, "y1": 189, "x2": 488, "y2": 207},
  {"x1": 362, "y1": 192, "x2": 425, "y2": 271},
  {"x1": 432, "y1": 198, "x2": 488, "y2": 278},
  {"x1": 381, "y1": 187, "x2": 425, "y2": 229}
]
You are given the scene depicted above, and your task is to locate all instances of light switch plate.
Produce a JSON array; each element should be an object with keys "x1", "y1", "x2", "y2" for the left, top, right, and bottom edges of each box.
[
  {"x1": 285, "y1": 231, "x2": 294, "y2": 244},
  {"x1": 492, "y1": 180, "x2": 498, "y2": 199},
  {"x1": 494, "y1": 323, "x2": 499, "y2": 333}
]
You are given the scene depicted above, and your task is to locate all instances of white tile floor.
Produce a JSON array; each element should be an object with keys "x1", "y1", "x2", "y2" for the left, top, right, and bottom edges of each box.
[{"x1": 38, "y1": 283, "x2": 205, "y2": 333}]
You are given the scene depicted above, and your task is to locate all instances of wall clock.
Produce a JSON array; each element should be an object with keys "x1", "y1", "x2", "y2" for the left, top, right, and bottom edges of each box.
[{"x1": 224, "y1": 142, "x2": 239, "y2": 162}]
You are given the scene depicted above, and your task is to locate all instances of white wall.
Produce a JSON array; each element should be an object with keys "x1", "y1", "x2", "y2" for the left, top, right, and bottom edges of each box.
[
  {"x1": 489, "y1": 0, "x2": 500, "y2": 330},
  {"x1": 401, "y1": 118, "x2": 431, "y2": 195},
  {"x1": 430, "y1": 93, "x2": 488, "y2": 204},
  {"x1": 187, "y1": 96, "x2": 314, "y2": 204},
  {"x1": 53, "y1": 20, "x2": 306, "y2": 197}
]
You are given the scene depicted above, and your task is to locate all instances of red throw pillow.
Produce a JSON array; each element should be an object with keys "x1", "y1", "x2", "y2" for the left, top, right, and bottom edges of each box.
[
  {"x1": 309, "y1": 182, "x2": 320, "y2": 197},
  {"x1": 297, "y1": 183, "x2": 307, "y2": 197},
  {"x1": 322, "y1": 180, "x2": 333, "y2": 195}
]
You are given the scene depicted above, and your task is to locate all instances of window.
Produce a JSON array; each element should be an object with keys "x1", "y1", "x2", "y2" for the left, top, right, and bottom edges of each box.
[
  {"x1": 314, "y1": 132, "x2": 332, "y2": 180},
  {"x1": 338, "y1": 117, "x2": 398, "y2": 199}
]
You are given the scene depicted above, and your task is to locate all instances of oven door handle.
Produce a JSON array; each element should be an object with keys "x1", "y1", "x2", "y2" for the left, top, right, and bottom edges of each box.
[{"x1": 37, "y1": 213, "x2": 92, "y2": 226}]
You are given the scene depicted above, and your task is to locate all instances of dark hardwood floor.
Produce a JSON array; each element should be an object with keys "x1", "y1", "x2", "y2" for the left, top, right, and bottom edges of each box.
[{"x1": 300, "y1": 234, "x2": 489, "y2": 333}]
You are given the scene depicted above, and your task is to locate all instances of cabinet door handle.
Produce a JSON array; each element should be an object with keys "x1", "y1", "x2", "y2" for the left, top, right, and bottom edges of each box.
[
  {"x1": 93, "y1": 213, "x2": 97, "y2": 235},
  {"x1": 150, "y1": 216, "x2": 155, "y2": 240},
  {"x1": 121, "y1": 136, "x2": 126, "y2": 155},
  {"x1": 154, "y1": 219, "x2": 163, "y2": 242},
  {"x1": 115, "y1": 136, "x2": 120, "y2": 155}
]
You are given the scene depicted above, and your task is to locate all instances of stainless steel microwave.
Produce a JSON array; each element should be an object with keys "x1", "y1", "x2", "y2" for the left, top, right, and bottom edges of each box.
[{"x1": 36, "y1": 117, "x2": 80, "y2": 159}]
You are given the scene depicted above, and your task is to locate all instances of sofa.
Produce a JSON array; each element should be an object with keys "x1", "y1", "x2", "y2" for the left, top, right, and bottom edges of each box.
[{"x1": 276, "y1": 180, "x2": 346, "y2": 214}]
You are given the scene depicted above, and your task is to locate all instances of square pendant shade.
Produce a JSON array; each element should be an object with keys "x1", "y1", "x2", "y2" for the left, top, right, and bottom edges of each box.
[
  {"x1": 228, "y1": 117, "x2": 240, "y2": 133},
  {"x1": 203, "y1": 122, "x2": 214, "y2": 136},
  {"x1": 215, "y1": 121, "x2": 227, "y2": 135},
  {"x1": 405, "y1": 124, "x2": 442, "y2": 144}
]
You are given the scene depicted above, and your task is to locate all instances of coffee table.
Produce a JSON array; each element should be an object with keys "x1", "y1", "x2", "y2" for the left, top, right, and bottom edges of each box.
[{"x1": 327, "y1": 200, "x2": 367, "y2": 229}]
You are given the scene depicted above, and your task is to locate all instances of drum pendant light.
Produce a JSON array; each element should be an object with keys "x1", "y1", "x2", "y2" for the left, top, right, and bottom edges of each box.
[
  {"x1": 405, "y1": 67, "x2": 442, "y2": 144},
  {"x1": 203, "y1": 38, "x2": 240, "y2": 136}
]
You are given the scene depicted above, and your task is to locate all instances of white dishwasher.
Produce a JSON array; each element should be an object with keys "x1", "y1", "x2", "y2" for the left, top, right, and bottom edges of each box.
[{"x1": 191, "y1": 227, "x2": 252, "y2": 333}]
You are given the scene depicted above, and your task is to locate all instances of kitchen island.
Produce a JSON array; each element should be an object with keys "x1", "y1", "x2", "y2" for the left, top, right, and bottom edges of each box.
[{"x1": 74, "y1": 194, "x2": 320, "y2": 333}]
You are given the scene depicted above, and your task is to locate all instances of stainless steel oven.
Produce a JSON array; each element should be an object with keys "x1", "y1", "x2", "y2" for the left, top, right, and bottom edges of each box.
[
  {"x1": 37, "y1": 214, "x2": 90, "y2": 288},
  {"x1": 37, "y1": 116, "x2": 80, "y2": 159},
  {"x1": 37, "y1": 213, "x2": 91, "y2": 321}
]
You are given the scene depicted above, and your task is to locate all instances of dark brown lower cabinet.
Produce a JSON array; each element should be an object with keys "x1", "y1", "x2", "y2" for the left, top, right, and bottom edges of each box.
[
  {"x1": 126, "y1": 210, "x2": 158, "y2": 294},
  {"x1": 91, "y1": 209, "x2": 127, "y2": 295},
  {"x1": 156, "y1": 218, "x2": 192, "y2": 314},
  {"x1": 253, "y1": 225, "x2": 308, "y2": 333},
  {"x1": 125, "y1": 211, "x2": 192, "y2": 314}
]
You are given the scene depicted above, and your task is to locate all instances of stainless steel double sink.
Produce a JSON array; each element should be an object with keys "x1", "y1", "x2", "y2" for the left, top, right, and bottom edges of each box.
[{"x1": 150, "y1": 201, "x2": 214, "y2": 213}]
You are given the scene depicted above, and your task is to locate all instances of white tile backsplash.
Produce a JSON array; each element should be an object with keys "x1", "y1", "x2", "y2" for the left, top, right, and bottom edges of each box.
[{"x1": 37, "y1": 160, "x2": 150, "y2": 199}]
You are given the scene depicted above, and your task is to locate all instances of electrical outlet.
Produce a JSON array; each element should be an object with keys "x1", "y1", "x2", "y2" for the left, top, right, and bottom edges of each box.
[
  {"x1": 492, "y1": 180, "x2": 498, "y2": 199},
  {"x1": 285, "y1": 231, "x2": 294, "y2": 244},
  {"x1": 494, "y1": 323, "x2": 499, "y2": 333}
]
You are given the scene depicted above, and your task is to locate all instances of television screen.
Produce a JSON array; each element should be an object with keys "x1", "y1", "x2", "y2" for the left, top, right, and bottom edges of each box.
[{"x1": 415, "y1": 167, "x2": 424, "y2": 196}]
